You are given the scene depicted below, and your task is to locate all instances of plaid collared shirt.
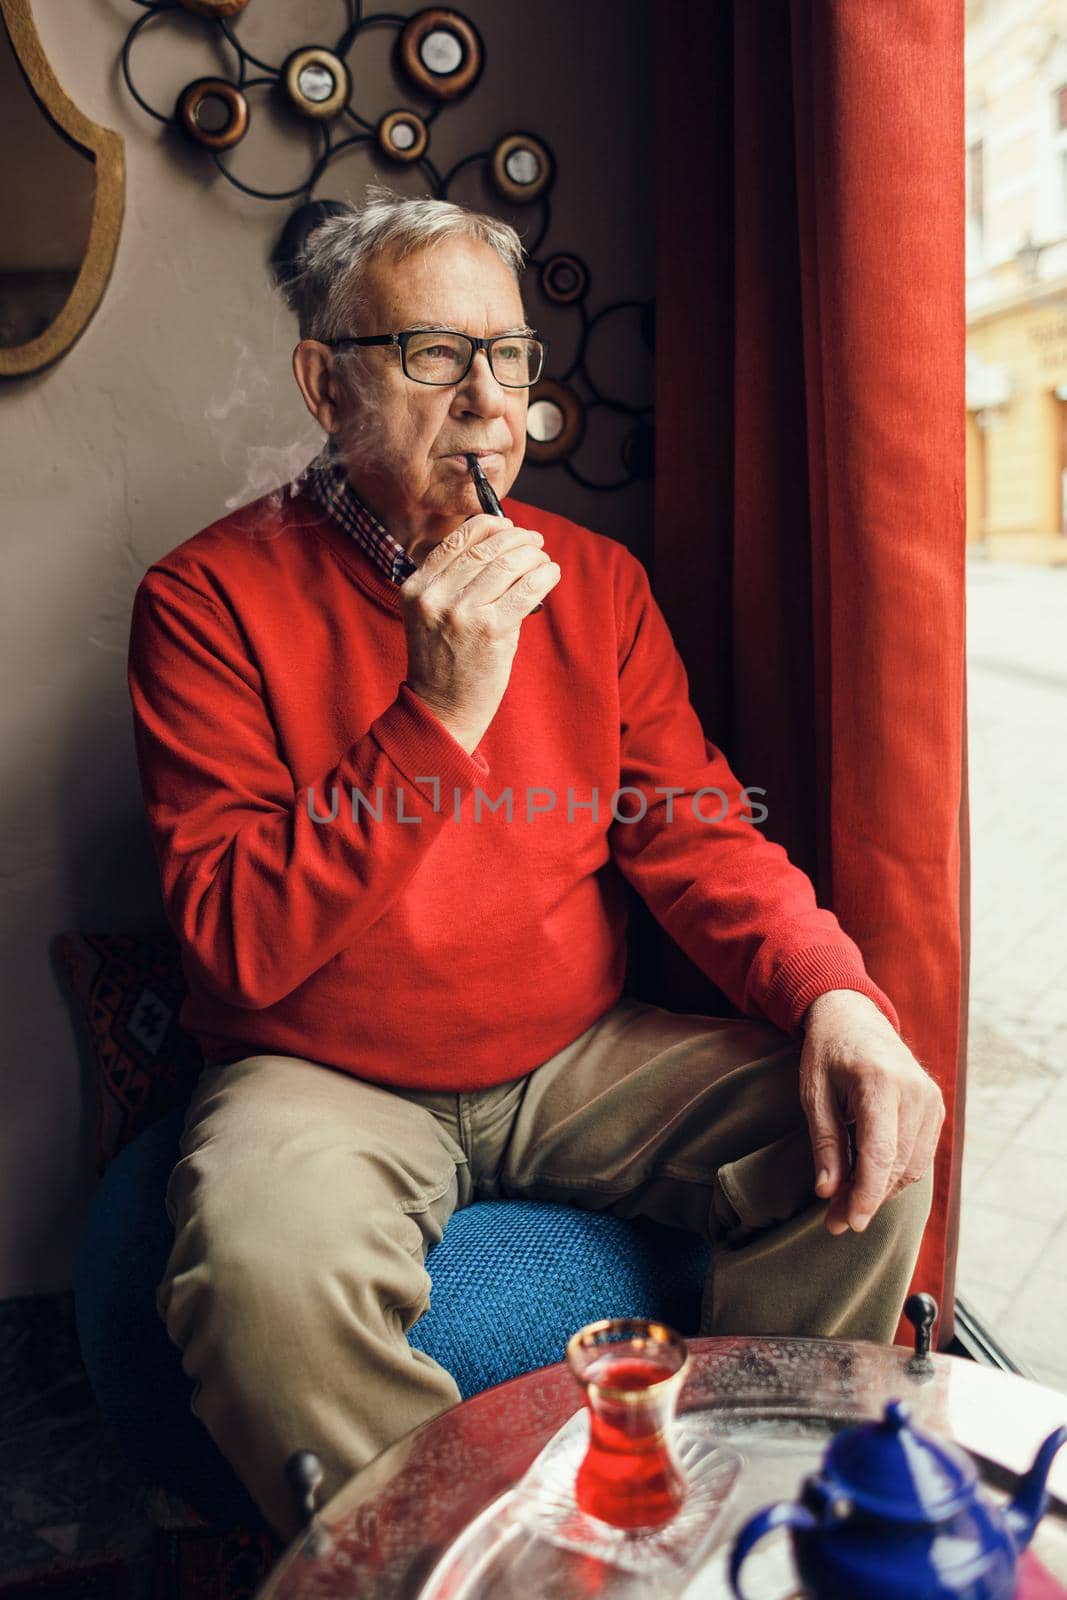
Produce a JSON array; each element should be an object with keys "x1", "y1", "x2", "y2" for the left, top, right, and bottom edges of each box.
[{"x1": 303, "y1": 447, "x2": 417, "y2": 586}]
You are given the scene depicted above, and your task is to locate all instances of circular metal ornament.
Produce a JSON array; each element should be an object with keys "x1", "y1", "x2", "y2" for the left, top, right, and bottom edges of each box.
[
  {"x1": 525, "y1": 379, "x2": 585, "y2": 465},
  {"x1": 540, "y1": 252, "x2": 589, "y2": 306},
  {"x1": 176, "y1": 78, "x2": 249, "y2": 151},
  {"x1": 377, "y1": 110, "x2": 429, "y2": 164},
  {"x1": 282, "y1": 48, "x2": 350, "y2": 120},
  {"x1": 397, "y1": 10, "x2": 483, "y2": 102},
  {"x1": 179, "y1": 0, "x2": 251, "y2": 16},
  {"x1": 490, "y1": 132, "x2": 554, "y2": 204}
]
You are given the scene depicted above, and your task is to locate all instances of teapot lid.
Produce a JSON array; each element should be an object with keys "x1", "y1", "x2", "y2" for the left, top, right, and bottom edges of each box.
[{"x1": 817, "y1": 1400, "x2": 977, "y2": 1523}]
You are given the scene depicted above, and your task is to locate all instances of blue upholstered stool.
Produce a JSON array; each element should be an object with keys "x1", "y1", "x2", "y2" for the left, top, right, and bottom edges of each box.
[{"x1": 75, "y1": 1108, "x2": 711, "y2": 1528}]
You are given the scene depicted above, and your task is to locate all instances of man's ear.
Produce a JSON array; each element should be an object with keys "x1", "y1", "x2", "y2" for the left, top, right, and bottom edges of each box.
[{"x1": 293, "y1": 340, "x2": 344, "y2": 433}]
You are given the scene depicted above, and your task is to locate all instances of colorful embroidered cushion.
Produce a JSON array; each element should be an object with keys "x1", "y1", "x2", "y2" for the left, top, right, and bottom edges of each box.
[{"x1": 55, "y1": 931, "x2": 202, "y2": 1172}]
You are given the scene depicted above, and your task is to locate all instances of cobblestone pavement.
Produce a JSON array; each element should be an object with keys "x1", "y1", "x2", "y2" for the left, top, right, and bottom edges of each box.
[{"x1": 958, "y1": 556, "x2": 1067, "y2": 1391}]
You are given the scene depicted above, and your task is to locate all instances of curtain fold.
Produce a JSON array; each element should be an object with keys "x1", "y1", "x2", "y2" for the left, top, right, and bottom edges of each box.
[{"x1": 654, "y1": 0, "x2": 967, "y2": 1345}]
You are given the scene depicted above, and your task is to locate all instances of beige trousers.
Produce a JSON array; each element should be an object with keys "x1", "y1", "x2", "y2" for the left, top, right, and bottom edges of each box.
[{"x1": 157, "y1": 998, "x2": 932, "y2": 1538}]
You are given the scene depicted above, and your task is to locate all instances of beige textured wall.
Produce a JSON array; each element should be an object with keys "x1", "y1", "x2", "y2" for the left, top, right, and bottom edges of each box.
[{"x1": 0, "y1": 0, "x2": 652, "y2": 1295}]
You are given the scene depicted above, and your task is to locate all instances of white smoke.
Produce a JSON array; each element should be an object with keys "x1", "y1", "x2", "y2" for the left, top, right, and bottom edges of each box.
[
  {"x1": 221, "y1": 440, "x2": 319, "y2": 514},
  {"x1": 205, "y1": 335, "x2": 322, "y2": 515}
]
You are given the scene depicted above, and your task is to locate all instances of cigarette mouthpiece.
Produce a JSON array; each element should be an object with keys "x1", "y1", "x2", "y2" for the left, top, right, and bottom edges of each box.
[
  {"x1": 465, "y1": 452, "x2": 503, "y2": 517},
  {"x1": 466, "y1": 454, "x2": 543, "y2": 613}
]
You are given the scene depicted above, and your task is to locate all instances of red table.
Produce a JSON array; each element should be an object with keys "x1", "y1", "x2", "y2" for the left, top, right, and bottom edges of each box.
[{"x1": 258, "y1": 1336, "x2": 1067, "y2": 1598}]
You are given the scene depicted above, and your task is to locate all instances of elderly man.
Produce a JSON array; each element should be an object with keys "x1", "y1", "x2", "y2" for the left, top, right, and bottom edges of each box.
[{"x1": 128, "y1": 190, "x2": 943, "y2": 1538}]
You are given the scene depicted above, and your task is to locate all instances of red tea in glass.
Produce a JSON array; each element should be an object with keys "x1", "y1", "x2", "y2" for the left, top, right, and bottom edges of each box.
[{"x1": 566, "y1": 1319, "x2": 690, "y2": 1530}]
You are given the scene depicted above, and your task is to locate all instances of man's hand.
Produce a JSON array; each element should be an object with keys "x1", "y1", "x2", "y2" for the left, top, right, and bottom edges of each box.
[
  {"x1": 798, "y1": 989, "x2": 945, "y2": 1236},
  {"x1": 400, "y1": 514, "x2": 560, "y2": 755}
]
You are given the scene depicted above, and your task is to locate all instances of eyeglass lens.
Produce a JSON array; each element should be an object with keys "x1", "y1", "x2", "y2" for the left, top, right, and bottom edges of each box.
[{"x1": 404, "y1": 331, "x2": 543, "y2": 387}]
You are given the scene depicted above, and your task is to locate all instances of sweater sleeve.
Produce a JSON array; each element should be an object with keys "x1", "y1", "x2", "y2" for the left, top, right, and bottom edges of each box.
[
  {"x1": 128, "y1": 567, "x2": 487, "y2": 1010},
  {"x1": 607, "y1": 553, "x2": 899, "y2": 1040}
]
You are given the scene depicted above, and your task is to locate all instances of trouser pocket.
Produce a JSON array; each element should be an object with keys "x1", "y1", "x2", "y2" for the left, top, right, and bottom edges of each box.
[{"x1": 715, "y1": 1123, "x2": 817, "y2": 1242}]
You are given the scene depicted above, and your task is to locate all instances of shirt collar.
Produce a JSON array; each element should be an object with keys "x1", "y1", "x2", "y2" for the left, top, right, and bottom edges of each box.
[{"x1": 303, "y1": 445, "x2": 417, "y2": 587}]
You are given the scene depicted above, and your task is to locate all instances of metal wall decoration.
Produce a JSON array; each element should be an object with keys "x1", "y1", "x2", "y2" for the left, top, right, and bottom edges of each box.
[{"x1": 120, "y1": 1, "x2": 652, "y2": 491}]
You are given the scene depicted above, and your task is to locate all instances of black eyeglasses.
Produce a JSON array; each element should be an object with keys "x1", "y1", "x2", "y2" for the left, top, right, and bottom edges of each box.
[{"x1": 325, "y1": 327, "x2": 548, "y2": 388}]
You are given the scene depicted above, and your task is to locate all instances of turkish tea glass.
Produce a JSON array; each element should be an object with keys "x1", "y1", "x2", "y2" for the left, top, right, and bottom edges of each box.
[{"x1": 566, "y1": 1317, "x2": 691, "y2": 1531}]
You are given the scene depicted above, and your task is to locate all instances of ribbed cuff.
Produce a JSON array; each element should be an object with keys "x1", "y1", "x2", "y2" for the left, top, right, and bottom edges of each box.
[
  {"x1": 761, "y1": 944, "x2": 901, "y2": 1040},
  {"x1": 370, "y1": 683, "x2": 489, "y2": 802}
]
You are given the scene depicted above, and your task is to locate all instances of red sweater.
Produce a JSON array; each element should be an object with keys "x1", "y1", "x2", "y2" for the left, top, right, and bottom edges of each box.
[{"x1": 127, "y1": 487, "x2": 898, "y2": 1089}]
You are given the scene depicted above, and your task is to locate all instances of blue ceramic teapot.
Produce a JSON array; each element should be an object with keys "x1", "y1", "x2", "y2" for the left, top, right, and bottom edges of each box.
[{"x1": 729, "y1": 1399, "x2": 1067, "y2": 1600}]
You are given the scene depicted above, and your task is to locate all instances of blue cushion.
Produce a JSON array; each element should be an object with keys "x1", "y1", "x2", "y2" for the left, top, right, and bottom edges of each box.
[
  {"x1": 408, "y1": 1202, "x2": 710, "y2": 1396},
  {"x1": 75, "y1": 1109, "x2": 710, "y2": 1528}
]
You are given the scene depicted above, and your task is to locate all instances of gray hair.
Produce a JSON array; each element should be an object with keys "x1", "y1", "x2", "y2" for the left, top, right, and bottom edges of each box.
[{"x1": 280, "y1": 186, "x2": 526, "y2": 343}]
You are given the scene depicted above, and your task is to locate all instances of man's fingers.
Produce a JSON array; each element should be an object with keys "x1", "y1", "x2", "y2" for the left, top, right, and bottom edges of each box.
[
  {"x1": 846, "y1": 1092, "x2": 899, "y2": 1231},
  {"x1": 882, "y1": 1092, "x2": 929, "y2": 1199},
  {"x1": 814, "y1": 1118, "x2": 851, "y2": 1201},
  {"x1": 456, "y1": 543, "x2": 552, "y2": 606},
  {"x1": 883, "y1": 1127, "x2": 920, "y2": 1203},
  {"x1": 884, "y1": 1091, "x2": 946, "y2": 1202},
  {"x1": 417, "y1": 523, "x2": 545, "y2": 606},
  {"x1": 404, "y1": 514, "x2": 512, "y2": 589},
  {"x1": 431, "y1": 513, "x2": 510, "y2": 559},
  {"x1": 802, "y1": 1064, "x2": 851, "y2": 1197},
  {"x1": 800, "y1": 1001, "x2": 947, "y2": 1236},
  {"x1": 463, "y1": 525, "x2": 543, "y2": 566},
  {"x1": 825, "y1": 1180, "x2": 858, "y2": 1236}
]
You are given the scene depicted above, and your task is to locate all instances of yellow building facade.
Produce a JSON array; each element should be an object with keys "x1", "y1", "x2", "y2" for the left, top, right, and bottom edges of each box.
[
  {"x1": 966, "y1": 0, "x2": 1067, "y2": 562},
  {"x1": 968, "y1": 296, "x2": 1067, "y2": 551}
]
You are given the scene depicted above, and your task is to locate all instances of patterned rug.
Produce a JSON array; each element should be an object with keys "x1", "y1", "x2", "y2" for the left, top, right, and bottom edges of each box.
[
  {"x1": 0, "y1": 1536, "x2": 279, "y2": 1600},
  {"x1": 150, "y1": 1530, "x2": 278, "y2": 1600},
  {"x1": 0, "y1": 1296, "x2": 279, "y2": 1600},
  {"x1": 0, "y1": 1557, "x2": 127, "y2": 1597}
]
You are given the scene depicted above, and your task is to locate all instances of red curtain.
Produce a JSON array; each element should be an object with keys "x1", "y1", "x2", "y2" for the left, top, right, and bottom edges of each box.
[{"x1": 653, "y1": 1, "x2": 968, "y2": 1346}]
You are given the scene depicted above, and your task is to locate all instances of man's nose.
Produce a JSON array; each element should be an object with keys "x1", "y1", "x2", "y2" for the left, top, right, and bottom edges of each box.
[{"x1": 453, "y1": 348, "x2": 506, "y2": 416}]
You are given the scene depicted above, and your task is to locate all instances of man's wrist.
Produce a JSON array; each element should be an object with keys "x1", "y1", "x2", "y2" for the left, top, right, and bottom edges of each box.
[
  {"x1": 404, "y1": 687, "x2": 482, "y2": 757},
  {"x1": 801, "y1": 988, "x2": 887, "y2": 1034}
]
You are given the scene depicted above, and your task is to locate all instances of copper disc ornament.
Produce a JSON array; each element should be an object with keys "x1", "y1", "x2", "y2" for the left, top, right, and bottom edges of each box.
[
  {"x1": 540, "y1": 252, "x2": 589, "y2": 306},
  {"x1": 176, "y1": 78, "x2": 249, "y2": 150},
  {"x1": 397, "y1": 9, "x2": 483, "y2": 101},
  {"x1": 179, "y1": 0, "x2": 251, "y2": 16},
  {"x1": 282, "y1": 48, "x2": 350, "y2": 120},
  {"x1": 377, "y1": 110, "x2": 429, "y2": 164},
  {"x1": 491, "y1": 133, "x2": 554, "y2": 203},
  {"x1": 525, "y1": 379, "x2": 585, "y2": 465}
]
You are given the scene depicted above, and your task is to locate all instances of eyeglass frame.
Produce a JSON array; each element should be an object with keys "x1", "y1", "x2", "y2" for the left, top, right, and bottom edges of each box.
[{"x1": 322, "y1": 326, "x2": 549, "y2": 388}]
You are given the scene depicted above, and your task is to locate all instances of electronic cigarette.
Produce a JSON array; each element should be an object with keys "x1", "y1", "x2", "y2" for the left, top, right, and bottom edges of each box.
[{"x1": 466, "y1": 453, "x2": 543, "y2": 613}]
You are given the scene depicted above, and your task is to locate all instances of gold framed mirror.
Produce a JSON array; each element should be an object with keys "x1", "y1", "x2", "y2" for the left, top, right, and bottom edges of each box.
[{"x1": 0, "y1": 0, "x2": 124, "y2": 377}]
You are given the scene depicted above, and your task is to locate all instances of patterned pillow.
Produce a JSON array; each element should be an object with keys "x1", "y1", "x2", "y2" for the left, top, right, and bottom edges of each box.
[{"x1": 55, "y1": 931, "x2": 203, "y2": 1172}]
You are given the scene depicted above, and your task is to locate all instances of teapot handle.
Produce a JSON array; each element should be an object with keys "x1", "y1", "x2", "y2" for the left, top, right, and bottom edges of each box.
[{"x1": 729, "y1": 1501, "x2": 818, "y2": 1599}]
